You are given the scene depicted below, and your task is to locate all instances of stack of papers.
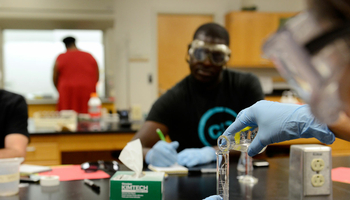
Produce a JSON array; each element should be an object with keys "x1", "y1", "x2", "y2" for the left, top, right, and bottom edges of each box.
[
  {"x1": 20, "y1": 164, "x2": 52, "y2": 175},
  {"x1": 148, "y1": 163, "x2": 188, "y2": 174}
]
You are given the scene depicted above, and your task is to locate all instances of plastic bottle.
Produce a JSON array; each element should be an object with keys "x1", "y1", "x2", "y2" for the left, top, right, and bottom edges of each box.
[
  {"x1": 88, "y1": 92, "x2": 102, "y2": 120},
  {"x1": 88, "y1": 93, "x2": 102, "y2": 131}
]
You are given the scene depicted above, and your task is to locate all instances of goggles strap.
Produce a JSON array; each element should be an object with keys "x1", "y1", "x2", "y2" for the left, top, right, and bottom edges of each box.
[{"x1": 305, "y1": 22, "x2": 350, "y2": 55}]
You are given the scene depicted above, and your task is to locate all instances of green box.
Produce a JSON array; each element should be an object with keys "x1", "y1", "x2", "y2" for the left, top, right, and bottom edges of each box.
[{"x1": 110, "y1": 171, "x2": 164, "y2": 200}]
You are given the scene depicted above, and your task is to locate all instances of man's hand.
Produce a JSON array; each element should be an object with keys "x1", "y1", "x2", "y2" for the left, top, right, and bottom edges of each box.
[
  {"x1": 177, "y1": 146, "x2": 216, "y2": 167},
  {"x1": 145, "y1": 140, "x2": 179, "y2": 167},
  {"x1": 223, "y1": 100, "x2": 335, "y2": 157},
  {"x1": 203, "y1": 195, "x2": 223, "y2": 200}
]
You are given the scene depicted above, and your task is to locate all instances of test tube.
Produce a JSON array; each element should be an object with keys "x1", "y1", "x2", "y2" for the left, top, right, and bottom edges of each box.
[
  {"x1": 237, "y1": 152, "x2": 253, "y2": 173},
  {"x1": 216, "y1": 150, "x2": 229, "y2": 200},
  {"x1": 238, "y1": 152, "x2": 258, "y2": 185}
]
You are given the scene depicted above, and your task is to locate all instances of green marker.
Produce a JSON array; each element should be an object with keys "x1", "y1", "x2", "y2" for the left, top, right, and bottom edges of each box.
[{"x1": 156, "y1": 128, "x2": 166, "y2": 141}]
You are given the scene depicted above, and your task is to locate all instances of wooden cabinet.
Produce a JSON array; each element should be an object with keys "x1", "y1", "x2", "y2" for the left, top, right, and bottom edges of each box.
[
  {"x1": 23, "y1": 132, "x2": 135, "y2": 166},
  {"x1": 225, "y1": 11, "x2": 296, "y2": 67},
  {"x1": 24, "y1": 135, "x2": 60, "y2": 166},
  {"x1": 25, "y1": 142, "x2": 60, "y2": 165},
  {"x1": 158, "y1": 14, "x2": 213, "y2": 95}
]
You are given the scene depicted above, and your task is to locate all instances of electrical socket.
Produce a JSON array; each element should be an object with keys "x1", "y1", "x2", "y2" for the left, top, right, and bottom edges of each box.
[
  {"x1": 311, "y1": 158, "x2": 325, "y2": 171},
  {"x1": 311, "y1": 174, "x2": 325, "y2": 187},
  {"x1": 289, "y1": 144, "x2": 332, "y2": 200}
]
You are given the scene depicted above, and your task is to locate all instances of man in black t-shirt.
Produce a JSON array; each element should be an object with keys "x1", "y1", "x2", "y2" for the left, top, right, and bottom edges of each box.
[
  {"x1": 132, "y1": 23, "x2": 264, "y2": 167},
  {"x1": 0, "y1": 90, "x2": 29, "y2": 159}
]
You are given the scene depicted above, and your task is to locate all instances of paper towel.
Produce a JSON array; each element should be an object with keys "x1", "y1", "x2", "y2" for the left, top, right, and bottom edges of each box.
[{"x1": 118, "y1": 139, "x2": 144, "y2": 178}]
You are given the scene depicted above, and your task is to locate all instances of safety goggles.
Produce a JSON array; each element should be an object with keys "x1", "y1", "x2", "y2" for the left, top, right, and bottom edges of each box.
[
  {"x1": 188, "y1": 39, "x2": 231, "y2": 66},
  {"x1": 81, "y1": 160, "x2": 119, "y2": 173},
  {"x1": 263, "y1": 9, "x2": 350, "y2": 124}
]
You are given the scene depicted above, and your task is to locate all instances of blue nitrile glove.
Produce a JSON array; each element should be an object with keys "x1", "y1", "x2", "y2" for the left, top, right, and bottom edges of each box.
[
  {"x1": 223, "y1": 100, "x2": 335, "y2": 157},
  {"x1": 203, "y1": 195, "x2": 223, "y2": 200},
  {"x1": 177, "y1": 146, "x2": 216, "y2": 167},
  {"x1": 145, "y1": 140, "x2": 179, "y2": 167}
]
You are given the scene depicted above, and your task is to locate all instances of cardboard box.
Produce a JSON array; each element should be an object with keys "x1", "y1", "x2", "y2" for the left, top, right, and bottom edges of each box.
[{"x1": 110, "y1": 171, "x2": 164, "y2": 200}]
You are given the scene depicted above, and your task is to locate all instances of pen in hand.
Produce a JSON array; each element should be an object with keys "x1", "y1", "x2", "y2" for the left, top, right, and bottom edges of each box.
[
  {"x1": 84, "y1": 179, "x2": 100, "y2": 193},
  {"x1": 156, "y1": 128, "x2": 166, "y2": 141}
]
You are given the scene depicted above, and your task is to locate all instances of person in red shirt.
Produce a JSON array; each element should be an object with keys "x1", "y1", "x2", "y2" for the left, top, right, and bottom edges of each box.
[{"x1": 52, "y1": 36, "x2": 99, "y2": 113}]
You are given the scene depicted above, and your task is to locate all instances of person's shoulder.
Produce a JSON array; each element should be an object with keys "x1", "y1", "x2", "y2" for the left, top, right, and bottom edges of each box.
[
  {"x1": 77, "y1": 50, "x2": 96, "y2": 60},
  {"x1": 0, "y1": 90, "x2": 23, "y2": 98},
  {"x1": 225, "y1": 68, "x2": 251, "y2": 76},
  {"x1": 224, "y1": 68, "x2": 259, "y2": 80},
  {"x1": 56, "y1": 52, "x2": 66, "y2": 59},
  {"x1": 165, "y1": 75, "x2": 191, "y2": 96},
  {"x1": 78, "y1": 50, "x2": 93, "y2": 56},
  {"x1": 0, "y1": 90, "x2": 25, "y2": 105}
]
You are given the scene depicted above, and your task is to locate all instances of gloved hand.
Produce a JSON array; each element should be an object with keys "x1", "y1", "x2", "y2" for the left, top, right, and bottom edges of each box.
[
  {"x1": 203, "y1": 195, "x2": 223, "y2": 200},
  {"x1": 145, "y1": 140, "x2": 179, "y2": 167},
  {"x1": 223, "y1": 100, "x2": 335, "y2": 157},
  {"x1": 177, "y1": 146, "x2": 216, "y2": 167}
]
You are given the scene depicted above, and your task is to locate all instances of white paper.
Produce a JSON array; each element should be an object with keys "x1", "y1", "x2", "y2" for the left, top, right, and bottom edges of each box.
[
  {"x1": 148, "y1": 163, "x2": 188, "y2": 174},
  {"x1": 118, "y1": 139, "x2": 143, "y2": 178},
  {"x1": 20, "y1": 164, "x2": 51, "y2": 174}
]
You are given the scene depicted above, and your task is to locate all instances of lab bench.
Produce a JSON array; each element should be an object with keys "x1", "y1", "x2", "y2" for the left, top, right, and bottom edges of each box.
[
  {"x1": 13, "y1": 156, "x2": 350, "y2": 200},
  {"x1": 26, "y1": 124, "x2": 350, "y2": 166}
]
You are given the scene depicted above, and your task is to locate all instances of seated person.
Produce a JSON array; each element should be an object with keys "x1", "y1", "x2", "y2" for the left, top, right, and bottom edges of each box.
[
  {"x1": 131, "y1": 23, "x2": 264, "y2": 167},
  {"x1": 0, "y1": 90, "x2": 29, "y2": 159}
]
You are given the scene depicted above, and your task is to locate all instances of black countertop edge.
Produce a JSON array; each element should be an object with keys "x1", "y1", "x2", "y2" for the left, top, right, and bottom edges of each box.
[
  {"x1": 29, "y1": 128, "x2": 138, "y2": 135},
  {"x1": 26, "y1": 98, "x2": 114, "y2": 105}
]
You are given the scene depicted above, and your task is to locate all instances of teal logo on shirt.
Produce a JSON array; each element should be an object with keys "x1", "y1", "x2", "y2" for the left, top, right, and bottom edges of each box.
[{"x1": 198, "y1": 107, "x2": 237, "y2": 146}]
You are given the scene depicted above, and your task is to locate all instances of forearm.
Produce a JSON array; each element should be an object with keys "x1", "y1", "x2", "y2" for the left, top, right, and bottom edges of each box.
[
  {"x1": 3, "y1": 134, "x2": 29, "y2": 159},
  {"x1": 328, "y1": 112, "x2": 350, "y2": 141},
  {"x1": 0, "y1": 148, "x2": 26, "y2": 159}
]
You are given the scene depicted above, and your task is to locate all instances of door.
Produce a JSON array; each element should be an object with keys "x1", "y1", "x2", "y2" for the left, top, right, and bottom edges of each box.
[{"x1": 157, "y1": 14, "x2": 213, "y2": 95}]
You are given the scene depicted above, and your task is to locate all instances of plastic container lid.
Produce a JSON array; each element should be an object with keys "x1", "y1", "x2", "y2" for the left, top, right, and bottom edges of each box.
[{"x1": 90, "y1": 93, "x2": 98, "y2": 98}]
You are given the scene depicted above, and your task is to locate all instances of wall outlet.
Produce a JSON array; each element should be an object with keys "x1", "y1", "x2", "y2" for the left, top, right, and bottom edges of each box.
[
  {"x1": 289, "y1": 144, "x2": 332, "y2": 200},
  {"x1": 311, "y1": 158, "x2": 325, "y2": 171},
  {"x1": 311, "y1": 174, "x2": 325, "y2": 187},
  {"x1": 130, "y1": 104, "x2": 142, "y2": 121}
]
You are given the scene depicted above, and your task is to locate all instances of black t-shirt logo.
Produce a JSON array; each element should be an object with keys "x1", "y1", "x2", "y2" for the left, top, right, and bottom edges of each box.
[{"x1": 198, "y1": 107, "x2": 237, "y2": 146}]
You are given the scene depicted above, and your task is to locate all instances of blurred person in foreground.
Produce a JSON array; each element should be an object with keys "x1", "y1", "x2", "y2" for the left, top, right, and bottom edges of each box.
[
  {"x1": 131, "y1": 23, "x2": 264, "y2": 168},
  {"x1": 205, "y1": 0, "x2": 350, "y2": 199},
  {"x1": 0, "y1": 90, "x2": 29, "y2": 159},
  {"x1": 53, "y1": 36, "x2": 99, "y2": 113}
]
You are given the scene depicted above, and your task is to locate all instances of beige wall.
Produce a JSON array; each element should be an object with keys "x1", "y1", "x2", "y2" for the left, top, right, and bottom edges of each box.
[{"x1": 0, "y1": 0, "x2": 306, "y2": 115}]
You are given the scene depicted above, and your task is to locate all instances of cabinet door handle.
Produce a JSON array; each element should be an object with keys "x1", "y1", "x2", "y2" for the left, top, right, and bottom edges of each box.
[{"x1": 26, "y1": 146, "x2": 36, "y2": 152}]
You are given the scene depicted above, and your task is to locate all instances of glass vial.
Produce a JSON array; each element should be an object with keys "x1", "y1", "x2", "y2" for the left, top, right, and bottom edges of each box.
[
  {"x1": 237, "y1": 152, "x2": 258, "y2": 185},
  {"x1": 218, "y1": 127, "x2": 266, "y2": 153},
  {"x1": 216, "y1": 150, "x2": 229, "y2": 200},
  {"x1": 237, "y1": 152, "x2": 253, "y2": 173}
]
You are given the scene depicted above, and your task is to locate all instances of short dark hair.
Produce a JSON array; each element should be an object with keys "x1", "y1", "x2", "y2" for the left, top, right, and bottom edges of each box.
[
  {"x1": 193, "y1": 23, "x2": 230, "y2": 45},
  {"x1": 62, "y1": 36, "x2": 76, "y2": 47}
]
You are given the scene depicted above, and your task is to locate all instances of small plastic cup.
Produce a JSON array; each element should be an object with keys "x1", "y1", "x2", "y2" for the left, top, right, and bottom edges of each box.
[{"x1": 0, "y1": 157, "x2": 24, "y2": 196}]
